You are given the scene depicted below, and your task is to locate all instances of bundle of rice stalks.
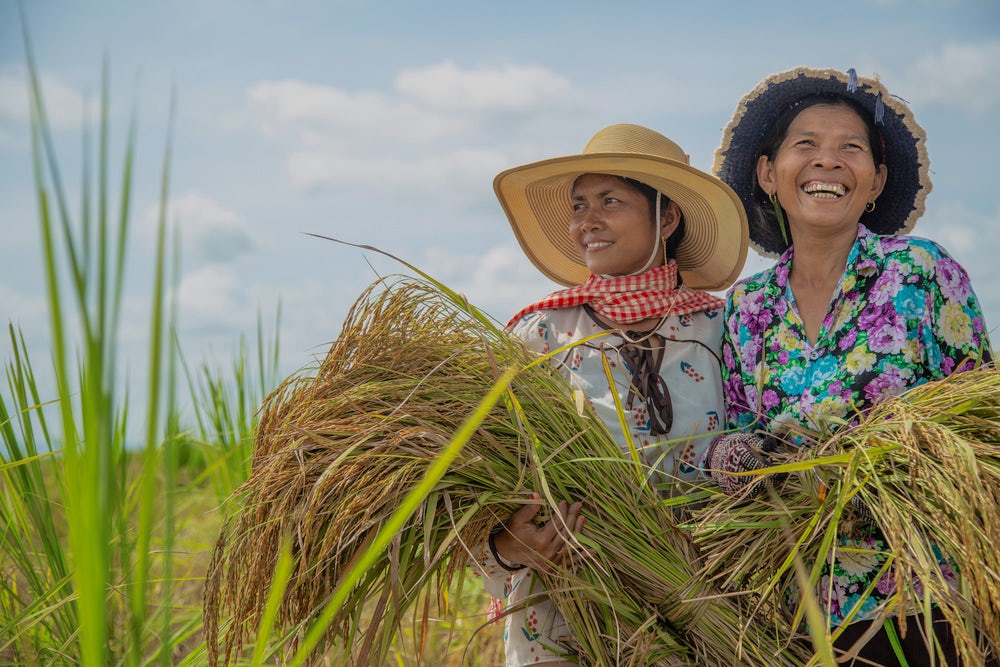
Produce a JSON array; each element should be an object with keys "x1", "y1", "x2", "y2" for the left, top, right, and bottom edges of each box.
[
  {"x1": 204, "y1": 275, "x2": 810, "y2": 666},
  {"x1": 692, "y1": 367, "x2": 1000, "y2": 665}
]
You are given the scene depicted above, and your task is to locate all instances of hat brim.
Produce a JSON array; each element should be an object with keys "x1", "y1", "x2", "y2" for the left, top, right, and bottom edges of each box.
[
  {"x1": 713, "y1": 67, "x2": 931, "y2": 258},
  {"x1": 495, "y1": 153, "x2": 749, "y2": 291}
]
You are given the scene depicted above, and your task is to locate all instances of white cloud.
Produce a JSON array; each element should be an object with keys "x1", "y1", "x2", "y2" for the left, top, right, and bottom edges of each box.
[
  {"x1": 425, "y1": 243, "x2": 555, "y2": 322},
  {"x1": 139, "y1": 191, "x2": 254, "y2": 264},
  {"x1": 394, "y1": 61, "x2": 573, "y2": 112},
  {"x1": 175, "y1": 264, "x2": 247, "y2": 324},
  {"x1": 901, "y1": 41, "x2": 1000, "y2": 115},
  {"x1": 246, "y1": 62, "x2": 580, "y2": 194},
  {"x1": 287, "y1": 146, "x2": 507, "y2": 196},
  {"x1": 0, "y1": 65, "x2": 85, "y2": 130},
  {"x1": 248, "y1": 79, "x2": 460, "y2": 144}
]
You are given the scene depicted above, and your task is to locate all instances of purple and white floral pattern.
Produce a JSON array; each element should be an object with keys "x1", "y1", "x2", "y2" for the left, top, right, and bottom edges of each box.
[{"x1": 721, "y1": 224, "x2": 992, "y2": 627}]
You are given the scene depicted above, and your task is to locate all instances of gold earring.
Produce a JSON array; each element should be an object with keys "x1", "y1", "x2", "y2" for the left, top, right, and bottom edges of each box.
[
  {"x1": 865, "y1": 201, "x2": 876, "y2": 212},
  {"x1": 662, "y1": 235, "x2": 669, "y2": 266}
]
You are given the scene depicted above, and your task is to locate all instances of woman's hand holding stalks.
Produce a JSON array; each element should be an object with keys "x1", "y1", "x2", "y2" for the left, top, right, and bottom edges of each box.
[{"x1": 492, "y1": 495, "x2": 584, "y2": 573}]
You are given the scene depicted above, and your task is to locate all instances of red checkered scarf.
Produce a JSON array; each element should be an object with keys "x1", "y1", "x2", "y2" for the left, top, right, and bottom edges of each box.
[{"x1": 505, "y1": 262, "x2": 724, "y2": 329}]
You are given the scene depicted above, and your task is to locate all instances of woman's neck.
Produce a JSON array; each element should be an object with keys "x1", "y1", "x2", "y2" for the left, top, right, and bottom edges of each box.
[
  {"x1": 787, "y1": 223, "x2": 858, "y2": 344},
  {"x1": 788, "y1": 223, "x2": 857, "y2": 284}
]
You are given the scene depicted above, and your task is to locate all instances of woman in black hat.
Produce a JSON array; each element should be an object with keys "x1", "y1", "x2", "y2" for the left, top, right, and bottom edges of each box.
[{"x1": 709, "y1": 67, "x2": 995, "y2": 665}]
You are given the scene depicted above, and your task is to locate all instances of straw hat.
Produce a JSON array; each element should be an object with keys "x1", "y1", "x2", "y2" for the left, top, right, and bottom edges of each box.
[
  {"x1": 713, "y1": 67, "x2": 931, "y2": 258},
  {"x1": 494, "y1": 123, "x2": 749, "y2": 291}
]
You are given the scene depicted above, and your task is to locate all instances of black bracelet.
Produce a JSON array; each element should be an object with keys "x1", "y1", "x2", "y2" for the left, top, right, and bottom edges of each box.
[{"x1": 488, "y1": 529, "x2": 526, "y2": 572}]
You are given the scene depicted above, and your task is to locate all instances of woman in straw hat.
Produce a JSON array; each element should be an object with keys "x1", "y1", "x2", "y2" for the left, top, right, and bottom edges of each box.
[
  {"x1": 708, "y1": 67, "x2": 995, "y2": 664},
  {"x1": 472, "y1": 123, "x2": 749, "y2": 666}
]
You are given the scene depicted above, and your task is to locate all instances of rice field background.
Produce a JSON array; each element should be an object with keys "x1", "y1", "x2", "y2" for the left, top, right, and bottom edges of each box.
[
  {"x1": 5, "y1": 31, "x2": 999, "y2": 667},
  {"x1": 0, "y1": 44, "x2": 505, "y2": 665}
]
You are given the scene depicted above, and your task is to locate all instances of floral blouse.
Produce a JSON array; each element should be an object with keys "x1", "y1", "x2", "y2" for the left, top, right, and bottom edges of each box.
[
  {"x1": 475, "y1": 304, "x2": 725, "y2": 666},
  {"x1": 721, "y1": 224, "x2": 993, "y2": 627}
]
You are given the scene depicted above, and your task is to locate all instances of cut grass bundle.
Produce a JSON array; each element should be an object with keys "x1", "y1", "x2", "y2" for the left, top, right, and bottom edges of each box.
[
  {"x1": 204, "y1": 275, "x2": 811, "y2": 666},
  {"x1": 693, "y1": 367, "x2": 1000, "y2": 665}
]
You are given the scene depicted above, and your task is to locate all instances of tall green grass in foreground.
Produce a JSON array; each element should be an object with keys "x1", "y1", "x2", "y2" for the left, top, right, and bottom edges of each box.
[
  {"x1": 0, "y1": 37, "x2": 275, "y2": 665},
  {"x1": 0, "y1": 40, "x2": 500, "y2": 665}
]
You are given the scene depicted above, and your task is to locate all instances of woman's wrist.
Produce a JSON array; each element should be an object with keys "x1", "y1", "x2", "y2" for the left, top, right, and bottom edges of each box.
[{"x1": 488, "y1": 528, "x2": 526, "y2": 572}]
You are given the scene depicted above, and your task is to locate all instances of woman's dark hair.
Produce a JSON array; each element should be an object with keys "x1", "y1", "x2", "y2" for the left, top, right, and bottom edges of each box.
[
  {"x1": 751, "y1": 93, "x2": 884, "y2": 236},
  {"x1": 618, "y1": 176, "x2": 687, "y2": 271},
  {"x1": 758, "y1": 93, "x2": 884, "y2": 164}
]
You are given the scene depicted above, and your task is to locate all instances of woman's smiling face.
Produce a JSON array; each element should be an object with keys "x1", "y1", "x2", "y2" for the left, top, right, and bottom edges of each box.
[
  {"x1": 757, "y1": 103, "x2": 887, "y2": 236},
  {"x1": 568, "y1": 173, "x2": 677, "y2": 276}
]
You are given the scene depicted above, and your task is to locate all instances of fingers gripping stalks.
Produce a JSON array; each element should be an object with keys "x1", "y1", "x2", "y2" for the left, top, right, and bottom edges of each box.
[{"x1": 491, "y1": 496, "x2": 585, "y2": 574}]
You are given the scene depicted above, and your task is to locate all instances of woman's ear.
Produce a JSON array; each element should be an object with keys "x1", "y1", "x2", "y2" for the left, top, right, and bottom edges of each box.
[
  {"x1": 868, "y1": 163, "x2": 888, "y2": 202},
  {"x1": 660, "y1": 200, "x2": 681, "y2": 239},
  {"x1": 756, "y1": 154, "x2": 775, "y2": 195}
]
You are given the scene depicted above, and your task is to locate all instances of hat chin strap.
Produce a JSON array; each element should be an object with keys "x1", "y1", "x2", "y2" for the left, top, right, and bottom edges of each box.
[{"x1": 602, "y1": 192, "x2": 664, "y2": 279}]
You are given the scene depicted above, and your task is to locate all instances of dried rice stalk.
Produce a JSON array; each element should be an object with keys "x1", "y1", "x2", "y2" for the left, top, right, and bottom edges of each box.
[
  {"x1": 204, "y1": 275, "x2": 810, "y2": 666},
  {"x1": 693, "y1": 367, "x2": 1000, "y2": 665}
]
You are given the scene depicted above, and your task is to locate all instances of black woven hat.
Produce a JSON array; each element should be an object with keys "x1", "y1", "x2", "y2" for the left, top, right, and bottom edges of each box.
[{"x1": 713, "y1": 67, "x2": 931, "y2": 258}]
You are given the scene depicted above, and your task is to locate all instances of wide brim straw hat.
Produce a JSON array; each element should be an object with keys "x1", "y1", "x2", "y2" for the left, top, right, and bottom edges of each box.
[
  {"x1": 713, "y1": 66, "x2": 931, "y2": 258},
  {"x1": 494, "y1": 123, "x2": 749, "y2": 291}
]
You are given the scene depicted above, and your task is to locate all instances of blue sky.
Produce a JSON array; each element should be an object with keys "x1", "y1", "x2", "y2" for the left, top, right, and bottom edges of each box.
[{"x1": 1, "y1": 0, "x2": 998, "y2": 420}]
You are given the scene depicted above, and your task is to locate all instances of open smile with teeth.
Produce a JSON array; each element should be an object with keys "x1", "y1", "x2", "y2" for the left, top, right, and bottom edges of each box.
[
  {"x1": 585, "y1": 241, "x2": 613, "y2": 250},
  {"x1": 802, "y1": 182, "x2": 846, "y2": 198}
]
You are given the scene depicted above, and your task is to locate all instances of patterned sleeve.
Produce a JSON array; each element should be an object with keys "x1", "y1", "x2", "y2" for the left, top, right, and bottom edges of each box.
[
  {"x1": 720, "y1": 282, "x2": 759, "y2": 430},
  {"x1": 506, "y1": 310, "x2": 551, "y2": 354},
  {"x1": 893, "y1": 238, "x2": 993, "y2": 374}
]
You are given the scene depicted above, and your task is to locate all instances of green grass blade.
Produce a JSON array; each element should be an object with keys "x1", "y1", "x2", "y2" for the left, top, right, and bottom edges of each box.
[{"x1": 250, "y1": 538, "x2": 296, "y2": 667}]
